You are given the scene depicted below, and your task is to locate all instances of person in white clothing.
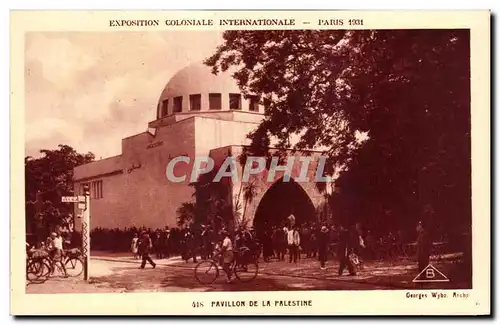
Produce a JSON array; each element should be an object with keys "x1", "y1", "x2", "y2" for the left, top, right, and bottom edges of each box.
[
  {"x1": 220, "y1": 230, "x2": 234, "y2": 283},
  {"x1": 131, "y1": 233, "x2": 139, "y2": 259},
  {"x1": 287, "y1": 226, "x2": 300, "y2": 263},
  {"x1": 49, "y1": 232, "x2": 66, "y2": 276},
  {"x1": 52, "y1": 234, "x2": 63, "y2": 250}
]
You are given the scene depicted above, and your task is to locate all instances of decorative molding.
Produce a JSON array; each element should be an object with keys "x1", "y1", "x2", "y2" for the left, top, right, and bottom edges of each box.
[{"x1": 73, "y1": 169, "x2": 123, "y2": 183}]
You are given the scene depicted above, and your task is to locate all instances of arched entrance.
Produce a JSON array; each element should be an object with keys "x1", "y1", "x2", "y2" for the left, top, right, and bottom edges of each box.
[{"x1": 253, "y1": 178, "x2": 316, "y2": 234}]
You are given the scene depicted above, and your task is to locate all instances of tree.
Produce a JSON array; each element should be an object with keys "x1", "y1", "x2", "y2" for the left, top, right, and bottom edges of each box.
[
  {"x1": 187, "y1": 164, "x2": 235, "y2": 232},
  {"x1": 205, "y1": 30, "x2": 362, "y2": 173},
  {"x1": 25, "y1": 144, "x2": 95, "y2": 243},
  {"x1": 231, "y1": 196, "x2": 244, "y2": 229},
  {"x1": 176, "y1": 202, "x2": 196, "y2": 228},
  {"x1": 205, "y1": 30, "x2": 471, "y2": 237},
  {"x1": 330, "y1": 30, "x2": 471, "y2": 236},
  {"x1": 241, "y1": 180, "x2": 258, "y2": 227},
  {"x1": 315, "y1": 181, "x2": 334, "y2": 223}
]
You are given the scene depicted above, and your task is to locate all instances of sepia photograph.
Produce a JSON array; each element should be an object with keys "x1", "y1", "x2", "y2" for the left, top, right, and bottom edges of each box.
[{"x1": 11, "y1": 10, "x2": 490, "y2": 315}]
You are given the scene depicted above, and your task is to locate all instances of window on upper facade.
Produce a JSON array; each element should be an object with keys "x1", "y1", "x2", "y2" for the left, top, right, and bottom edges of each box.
[
  {"x1": 249, "y1": 95, "x2": 260, "y2": 112},
  {"x1": 229, "y1": 93, "x2": 242, "y2": 110},
  {"x1": 190, "y1": 94, "x2": 201, "y2": 111},
  {"x1": 91, "y1": 180, "x2": 103, "y2": 199},
  {"x1": 162, "y1": 99, "x2": 169, "y2": 117},
  {"x1": 209, "y1": 93, "x2": 222, "y2": 110},
  {"x1": 173, "y1": 96, "x2": 183, "y2": 113}
]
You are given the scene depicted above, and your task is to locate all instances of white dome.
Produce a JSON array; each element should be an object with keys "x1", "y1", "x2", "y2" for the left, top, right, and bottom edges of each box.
[
  {"x1": 158, "y1": 62, "x2": 240, "y2": 107},
  {"x1": 153, "y1": 62, "x2": 263, "y2": 120}
]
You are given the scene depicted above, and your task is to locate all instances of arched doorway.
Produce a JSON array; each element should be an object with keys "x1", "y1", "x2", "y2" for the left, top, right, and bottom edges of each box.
[{"x1": 253, "y1": 178, "x2": 316, "y2": 235}]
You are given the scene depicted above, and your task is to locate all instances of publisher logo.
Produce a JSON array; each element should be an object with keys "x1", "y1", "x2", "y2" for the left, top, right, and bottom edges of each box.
[{"x1": 412, "y1": 264, "x2": 450, "y2": 283}]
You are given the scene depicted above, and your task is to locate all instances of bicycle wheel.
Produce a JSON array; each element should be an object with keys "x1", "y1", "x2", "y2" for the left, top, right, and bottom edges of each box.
[
  {"x1": 65, "y1": 257, "x2": 84, "y2": 277},
  {"x1": 36, "y1": 257, "x2": 52, "y2": 278},
  {"x1": 26, "y1": 260, "x2": 39, "y2": 281},
  {"x1": 234, "y1": 262, "x2": 258, "y2": 283},
  {"x1": 194, "y1": 260, "x2": 219, "y2": 285},
  {"x1": 26, "y1": 259, "x2": 48, "y2": 283}
]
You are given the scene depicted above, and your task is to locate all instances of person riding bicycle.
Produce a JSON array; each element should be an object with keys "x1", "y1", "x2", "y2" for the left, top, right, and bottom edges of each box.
[{"x1": 219, "y1": 230, "x2": 234, "y2": 283}]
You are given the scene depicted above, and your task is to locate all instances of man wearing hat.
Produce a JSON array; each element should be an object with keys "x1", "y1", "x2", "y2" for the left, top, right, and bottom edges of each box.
[
  {"x1": 416, "y1": 221, "x2": 431, "y2": 272},
  {"x1": 201, "y1": 224, "x2": 214, "y2": 260},
  {"x1": 287, "y1": 212, "x2": 296, "y2": 228},
  {"x1": 287, "y1": 225, "x2": 300, "y2": 264},
  {"x1": 138, "y1": 231, "x2": 156, "y2": 269},
  {"x1": 337, "y1": 225, "x2": 356, "y2": 276},
  {"x1": 318, "y1": 225, "x2": 330, "y2": 270}
]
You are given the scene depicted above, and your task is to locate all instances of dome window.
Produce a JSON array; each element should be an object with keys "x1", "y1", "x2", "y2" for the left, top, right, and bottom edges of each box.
[
  {"x1": 190, "y1": 94, "x2": 201, "y2": 111},
  {"x1": 173, "y1": 96, "x2": 183, "y2": 113},
  {"x1": 161, "y1": 99, "x2": 169, "y2": 117},
  {"x1": 209, "y1": 93, "x2": 222, "y2": 110},
  {"x1": 229, "y1": 93, "x2": 242, "y2": 110},
  {"x1": 156, "y1": 102, "x2": 162, "y2": 119}
]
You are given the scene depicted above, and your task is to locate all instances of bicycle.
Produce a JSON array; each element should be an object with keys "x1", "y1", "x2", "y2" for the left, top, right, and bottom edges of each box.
[
  {"x1": 26, "y1": 256, "x2": 50, "y2": 284},
  {"x1": 62, "y1": 248, "x2": 85, "y2": 277},
  {"x1": 39, "y1": 248, "x2": 84, "y2": 278},
  {"x1": 194, "y1": 248, "x2": 259, "y2": 285}
]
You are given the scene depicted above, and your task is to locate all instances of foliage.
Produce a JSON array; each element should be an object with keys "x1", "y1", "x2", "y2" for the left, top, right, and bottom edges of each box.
[
  {"x1": 241, "y1": 180, "x2": 258, "y2": 224},
  {"x1": 25, "y1": 144, "x2": 95, "y2": 240},
  {"x1": 176, "y1": 202, "x2": 196, "y2": 227},
  {"x1": 205, "y1": 30, "x2": 471, "y2": 236},
  {"x1": 186, "y1": 165, "x2": 235, "y2": 231},
  {"x1": 232, "y1": 196, "x2": 244, "y2": 227}
]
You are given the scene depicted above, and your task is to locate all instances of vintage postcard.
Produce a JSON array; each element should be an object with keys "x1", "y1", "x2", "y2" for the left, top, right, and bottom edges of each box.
[{"x1": 10, "y1": 10, "x2": 490, "y2": 315}]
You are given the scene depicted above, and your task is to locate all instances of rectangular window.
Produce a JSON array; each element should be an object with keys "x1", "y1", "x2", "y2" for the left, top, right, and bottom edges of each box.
[
  {"x1": 162, "y1": 99, "x2": 169, "y2": 117},
  {"x1": 229, "y1": 93, "x2": 242, "y2": 110},
  {"x1": 173, "y1": 96, "x2": 183, "y2": 113},
  {"x1": 91, "y1": 180, "x2": 103, "y2": 199},
  {"x1": 189, "y1": 94, "x2": 201, "y2": 111},
  {"x1": 249, "y1": 96, "x2": 260, "y2": 112},
  {"x1": 209, "y1": 93, "x2": 222, "y2": 110}
]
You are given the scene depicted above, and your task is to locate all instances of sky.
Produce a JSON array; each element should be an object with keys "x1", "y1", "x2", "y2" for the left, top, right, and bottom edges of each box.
[{"x1": 24, "y1": 31, "x2": 224, "y2": 159}]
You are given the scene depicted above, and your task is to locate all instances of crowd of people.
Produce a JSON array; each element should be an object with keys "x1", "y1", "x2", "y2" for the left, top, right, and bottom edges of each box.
[
  {"x1": 97, "y1": 224, "x2": 413, "y2": 260},
  {"x1": 27, "y1": 216, "x2": 435, "y2": 279},
  {"x1": 90, "y1": 216, "x2": 433, "y2": 277},
  {"x1": 90, "y1": 226, "x2": 187, "y2": 257}
]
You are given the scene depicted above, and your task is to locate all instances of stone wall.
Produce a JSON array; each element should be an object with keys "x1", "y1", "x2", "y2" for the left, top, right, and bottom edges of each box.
[{"x1": 224, "y1": 146, "x2": 327, "y2": 227}]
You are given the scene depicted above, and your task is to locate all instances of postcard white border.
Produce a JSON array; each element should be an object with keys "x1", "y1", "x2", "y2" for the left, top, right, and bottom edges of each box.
[{"x1": 9, "y1": 10, "x2": 490, "y2": 315}]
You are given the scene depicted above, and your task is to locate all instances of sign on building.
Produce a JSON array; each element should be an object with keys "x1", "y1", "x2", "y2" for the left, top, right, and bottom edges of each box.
[{"x1": 61, "y1": 196, "x2": 86, "y2": 203}]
